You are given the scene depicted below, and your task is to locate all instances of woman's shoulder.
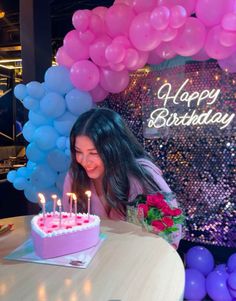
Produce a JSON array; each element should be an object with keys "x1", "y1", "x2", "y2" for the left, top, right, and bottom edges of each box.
[{"x1": 136, "y1": 158, "x2": 162, "y2": 176}]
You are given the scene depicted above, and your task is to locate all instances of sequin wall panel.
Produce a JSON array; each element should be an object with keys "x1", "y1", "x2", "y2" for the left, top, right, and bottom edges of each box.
[{"x1": 101, "y1": 61, "x2": 236, "y2": 248}]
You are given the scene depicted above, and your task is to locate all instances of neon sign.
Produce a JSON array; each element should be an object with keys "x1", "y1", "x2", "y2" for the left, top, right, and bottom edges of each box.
[{"x1": 148, "y1": 79, "x2": 235, "y2": 130}]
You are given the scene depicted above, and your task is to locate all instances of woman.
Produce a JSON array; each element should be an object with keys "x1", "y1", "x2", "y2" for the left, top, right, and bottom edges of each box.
[{"x1": 63, "y1": 107, "x2": 181, "y2": 248}]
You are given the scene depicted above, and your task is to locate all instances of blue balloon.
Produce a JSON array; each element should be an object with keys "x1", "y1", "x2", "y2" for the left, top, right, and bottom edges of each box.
[
  {"x1": 56, "y1": 136, "x2": 67, "y2": 150},
  {"x1": 65, "y1": 88, "x2": 93, "y2": 116},
  {"x1": 7, "y1": 170, "x2": 17, "y2": 183},
  {"x1": 13, "y1": 177, "x2": 28, "y2": 190},
  {"x1": 44, "y1": 66, "x2": 73, "y2": 95},
  {"x1": 56, "y1": 172, "x2": 66, "y2": 191},
  {"x1": 24, "y1": 185, "x2": 39, "y2": 203},
  {"x1": 228, "y1": 272, "x2": 236, "y2": 291},
  {"x1": 47, "y1": 149, "x2": 70, "y2": 172},
  {"x1": 33, "y1": 125, "x2": 59, "y2": 150},
  {"x1": 26, "y1": 81, "x2": 45, "y2": 99},
  {"x1": 53, "y1": 111, "x2": 77, "y2": 136},
  {"x1": 26, "y1": 143, "x2": 47, "y2": 163},
  {"x1": 30, "y1": 164, "x2": 57, "y2": 189},
  {"x1": 14, "y1": 84, "x2": 27, "y2": 100},
  {"x1": 206, "y1": 271, "x2": 232, "y2": 301},
  {"x1": 16, "y1": 167, "x2": 30, "y2": 178},
  {"x1": 40, "y1": 92, "x2": 66, "y2": 118},
  {"x1": 186, "y1": 246, "x2": 214, "y2": 276},
  {"x1": 228, "y1": 254, "x2": 236, "y2": 273},
  {"x1": 22, "y1": 121, "x2": 36, "y2": 142},
  {"x1": 29, "y1": 110, "x2": 53, "y2": 126},
  {"x1": 23, "y1": 96, "x2": 39, "y2": 111},
  {"x1": 184, "y1": 268, "x2": 206, "y2": 300}
]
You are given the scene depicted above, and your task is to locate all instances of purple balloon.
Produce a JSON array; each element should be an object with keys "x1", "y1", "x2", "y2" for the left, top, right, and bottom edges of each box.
[
  {"x1": 206, "y1": 271, "x2": 232, "y2": 301},
  {"x1": 228, "y1": 254, "x2": 236, "y2": 273},
  {"x1": 186, "y1": 246, "x2": 214, "y2": 276},
  {"x1": 215, "y1": 264, "x2": 229, "y2": 274},
  {"x1": 184, "y1": 268, "x2": 206, "y2": 300},
  {"x1": 228, "y1": 272, "x2": 236, "y2": 290}
]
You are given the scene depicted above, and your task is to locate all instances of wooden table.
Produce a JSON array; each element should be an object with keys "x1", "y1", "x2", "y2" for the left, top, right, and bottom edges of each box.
[{"x1": 0, "y1": 215, "x2": 185, "y2": 301}]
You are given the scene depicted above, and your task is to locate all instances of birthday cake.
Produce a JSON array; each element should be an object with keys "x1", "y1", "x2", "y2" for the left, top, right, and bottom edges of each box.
[{"x1": 31, "y1": 212, "x2": 100, "y2": 259}]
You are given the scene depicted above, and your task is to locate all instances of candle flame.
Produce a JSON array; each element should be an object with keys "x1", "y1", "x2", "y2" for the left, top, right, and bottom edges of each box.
[
  {"x1": 51, "y1": 194, "x2": 57, "y2": 200},
  {"x1": 57, "y1": 199, "x2": 62, "y2": 206},
  {"x1": 38, "y1": 193, "x2": 46, "y2": 204},
  {"x1": 85, "y1": 190, "x2": 91, "y2": 198},
  {"x1": 72, "y1": 193, "x2": 77, "y2": 201},
  {"x1": 66, "y1": 192, "x2": 72, "y2": 196}
]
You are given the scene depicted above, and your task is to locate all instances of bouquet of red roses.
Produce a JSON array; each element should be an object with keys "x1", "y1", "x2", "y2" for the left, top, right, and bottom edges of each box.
[{"x1": 127, "y1": 192, "x2": 184, "y2": 242}]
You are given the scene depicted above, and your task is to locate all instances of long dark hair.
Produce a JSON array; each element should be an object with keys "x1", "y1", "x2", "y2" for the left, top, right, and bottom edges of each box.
[{"x1": 69, "y1": 108, "x2": 160, "y2": 211}]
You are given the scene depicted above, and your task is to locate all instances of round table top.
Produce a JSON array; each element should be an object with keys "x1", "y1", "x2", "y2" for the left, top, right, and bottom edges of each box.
[{"x1": 0, "y1": 215, "x2": 185, "y2": 301}]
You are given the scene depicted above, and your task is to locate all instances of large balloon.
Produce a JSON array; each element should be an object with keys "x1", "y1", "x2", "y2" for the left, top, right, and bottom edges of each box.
[
  {"x1": 63, "y1": 30, "x2": 89, "y2": 61},
  {"x1": 33, "y1": 125, "x2": 59, "y2": 151},
  {"x1": 228, "y1": 254, "x2": 236, "y2": 272},
  {"x1": 186, "y1": 246, "x2": 214, "y2": 276},
  {"x1": 196, "y1": 0, "x2": 226, "y2": 27},
  {"x1": 40, "y1": 92, "x2": 66, "y2": 118},
  {"x1": 206, "y1": 271, "x2": 232, "y2": 301},
  {"x1": 100, "y1": 68, "x2": 129, "y2": 93},
  {"x1": 65, "y1": 88, "x2": 93, "y2": 115},
  {"x1": 184, "y1": 269, "x2": 206, "y2": 300}
]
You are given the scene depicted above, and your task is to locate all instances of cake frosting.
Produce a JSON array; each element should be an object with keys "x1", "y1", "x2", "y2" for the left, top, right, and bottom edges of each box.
[{"x1": 31, "y1": 212, "x2": 100, "y2": 259}]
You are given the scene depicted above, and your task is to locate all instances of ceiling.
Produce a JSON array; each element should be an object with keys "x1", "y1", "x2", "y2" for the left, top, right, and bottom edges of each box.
[{"x1": 0, "y1": 0, "x2": 114, "y2": 67}]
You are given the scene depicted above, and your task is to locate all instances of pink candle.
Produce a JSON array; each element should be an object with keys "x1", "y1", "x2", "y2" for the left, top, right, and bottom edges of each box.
[
  {"x1": 57, "y1": 199, "x2": 62, "y2": 228},
  {"x1": 38, "y1": 193, "x2": 46, "y2": 224},
  {"x1": 72, "y1": 193, "x2": 77, "y2": 223},
  {"x1": 66, "y1": 192, "x2": 73, "y2": 217},
  {"x1": 85, "y1": 190, "x2": 91, "y2": 220},
  {"x1": 51, "y1": 194, "x2": 57, "y2": 216}
]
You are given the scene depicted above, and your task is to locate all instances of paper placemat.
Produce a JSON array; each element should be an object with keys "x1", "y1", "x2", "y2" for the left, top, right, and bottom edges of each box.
[{"x1": 5, "y1": 233, "x2": 106, "y2": 269}]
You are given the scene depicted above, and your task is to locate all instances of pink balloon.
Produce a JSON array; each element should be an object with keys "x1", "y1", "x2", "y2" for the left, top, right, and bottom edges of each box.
[
  {"x1": 105, "y1": 43, "x2": 126, "y2": 64},
  {"x1": 89, "y1": 14, "x2": 105, "y2": 35},
  {"x1": 55, "y1": 47, "x2": 75, "y2": 68},
  {"x1": 113, "y1": 36, "x2": 132, "y2": 48},
  {"x1": 100, "y1": 68, "x2": 130, "y2": 93},
  {"x1": 157, "y1": 0, "x2": 196, "y2": 16},
  {"x1": 128, "y1": 51, "x2": 149, "y2": 70},
  {"x1": 169, "y1": 5, "x2": 187, "y2": 29},
  {"x1": 172, "y1": 17, "x2": 206, "y2": 56},
  {"x1": 147, "y1": 50, "x2": 164, "y2": 64},
  {"x1": 114, "y1": 0, "x2": 134, "y2": 5},
  {"x1": 70, "y1": 60, "x2": 100, "y2": 91},
  {"x1": 218, "y1": 51, "x2": 236, "y2": 72},
  {"x1": 79, "y1": 30, "x2": 95, "y2": 44},
  {"x1": 196, "y1": 0, "x2": 226, "y2": 27},
  {"x1": 89, "y1": 35, "x2": 112, "y2": 67},
  {"x1": 205, "y1": 25, "x2": 236, "y2": 59},
  {"x1": 90, "y1": 84, "x2": 109, "y2": 102},
  {"x1": 219, "y1": 28, "x2": 236, "y2": 47},
  {"x1": 92, "y1": 6, "x2": 108, "y2": 19},
  {"x1": 63, "y1": 30, "x2": 89, "y2": 61},
  {"x1": 150, "y1": 6, "x2": 170, "y2": 31},
  {"x1": 109, "y1": 62, "x2": 125, "y2": 71},
  {"x1": 133, "y1": 0, "x2": 156, "y2": 13},
  {"x1": 159, "y1": 26, "x2": 178, "y2": 42},
  {"x1": 155, "y1": 41, "x2": 176, "y2": 59},
  {"x1": 72, "y1": 9, "x2": 91, "y2": 32},
  {"x1": 129, "y1": 12, "x2": 162, "y2": 51},
  {"x1": 124, "y1": 48, "x2": 140, "y2": 69},
  {"x1": 222, "y1": 13, "x2": 236, "y2": 31},
  {"x1": 105, "y1": 4, "x2": 135, "y2": 37}
]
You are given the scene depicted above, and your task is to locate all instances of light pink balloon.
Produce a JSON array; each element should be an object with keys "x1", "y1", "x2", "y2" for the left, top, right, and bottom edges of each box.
[
  {"x1": 63, "y1": 30, "x2": 89, "y2": 61},
  {"x1": 124, "y1": 48, "x2": 140, "y2": 69},
  {"x1": 90, "y1": 84, "x2": 109, "y2": 102},
  {"x1": 89, "y1": 14, "x2": 105, "y2": 35},
  {"x1": 133, "y1": 0, "x2": 156, "y2": 13},
  {"x1": 159, "y1": 26, "x2": 178, "y2": 42},
  {"x1": 72, "y1": 9, "x2": 91, "y2": 32},
  {"x1": 105, "y1": 43, "x2": 126, "y2": 64},
  {"x1": 100, "y1": 68, "x2": 130, "y2": 93},
  {"x1": 105, "y1": 4, "x2": 135, "y2": 37},
  {"x1": 219, "y1": 28, "x2": 236, "y2": 47},
  {"x1": 196, "y1": 0, "x2": 226, "y2": 27},
  {"x1": 222, "y1": 13, "x2": 236, "y2": 31},
  {"x1": 191, "y1": 48, "x2": 210, "y2": 61},
  {"x1": 129, "y1": 12, "x2": 161, "y2": 51},
  {"x1": 89, "y1": 35, "x2": 112, "y2": 67},
  {"x1": 128, "y1": 51, "x2": 149, "y2": 70},
  {"x1": 113, "y1": 36, "x2": 132, "y2": 48},
  {"x1": 218, "y1": 51, "x2": 236, "y2": 72},
  {"x1": 92, "y1": 6, "x2": 108, "y2": 19},
  {"x1": 114, "y1": 0, "x2": 134, "y2": 6},
  {"x1": 205, "y1": 25, "x2": 236, "y2": 59},
  {"x1": 172, "y1": 17, "x2": 206, "y2": 56},
  {"x1": 157, "y1": 0, "x2": 196, "y2": 16},
  {"x1": 79, "y1": 30, "x2": 95, "y2": 44},
  {"x1": 150, "y1": 6, "x2": 170, "y2": 31},
  {"x1": 155, "y1": 42, "x2": 176, "y2": 59},
  {"x1": 169, "y1": 5, "x2": 187, "y2": 29},
  {"x1": 70, "y1": 60, "x2": 100, "y2": 91},
  {"x1": 109, "y1": 62, "x2": 125, "y2": 71},
  {"x1": 55, "y1": 47, "x2": 75, "y2": 68}
]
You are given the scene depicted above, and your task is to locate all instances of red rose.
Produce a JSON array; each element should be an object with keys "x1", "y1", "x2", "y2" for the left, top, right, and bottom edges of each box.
[
  {"x1": 137, "y1": 203, "x2": 148, "y2": 218},
  {"x1": 171, "y1": 208, "x2": 182, "y2": 216},
  {"x1": 160, "y1": 206, "x2": 173, "y2": 215},
  {"x1": 146, "y1": 193, "x2": 166, "y2": 209},
  {"x1": 161, "y1": 216, "x2": 174, "y2": 228},
  {"x1": 151, "y1": 220, "x2": 166, "y2": 232}
]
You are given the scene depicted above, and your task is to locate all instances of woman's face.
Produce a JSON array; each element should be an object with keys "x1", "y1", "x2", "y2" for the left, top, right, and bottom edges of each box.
[{"x1": 75, "y1": 135, "x2": 105, "y2": 180}]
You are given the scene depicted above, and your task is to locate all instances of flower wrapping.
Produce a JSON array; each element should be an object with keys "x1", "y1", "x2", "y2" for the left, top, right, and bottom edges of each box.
[{"x1": 127, "y1": 192, "x2": 185, "y2": 244}]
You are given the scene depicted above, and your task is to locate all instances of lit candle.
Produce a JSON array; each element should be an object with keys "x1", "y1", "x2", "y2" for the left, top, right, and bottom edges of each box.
[
  {"x1": 72, "y1": 193, "x2": 77, "y2": 223},
  {"x1": 51, "y1": 194, "x2": 57, "y2": 216},
  {"x1": 38, "y1": 193, "x2": 46, "y2": 224},
  {"x1": 57, "y1": 199, "x2": 62, "y2": 228},
  {"x1": 66, "y1": 192, "x2": 73, "y2": 217},
  {"x1": 85, "y1": 190, "x2": 91, "y2": 220}
]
